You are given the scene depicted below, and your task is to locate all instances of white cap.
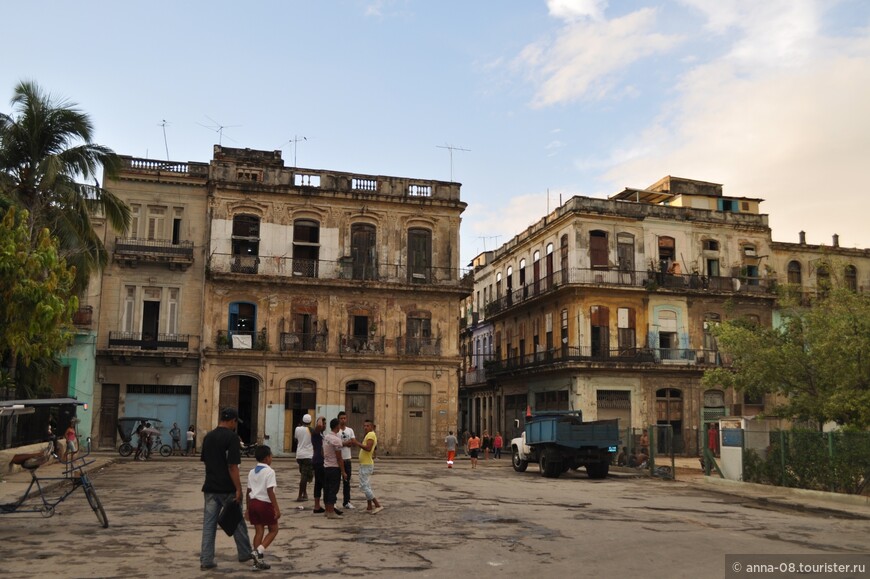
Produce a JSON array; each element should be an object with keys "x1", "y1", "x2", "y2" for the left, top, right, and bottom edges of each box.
[{"x1": 302, "y1": 414, "x2": 312, "y2": 424}]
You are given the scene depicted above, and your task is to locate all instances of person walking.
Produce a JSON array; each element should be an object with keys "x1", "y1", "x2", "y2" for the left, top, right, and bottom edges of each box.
[
  {"x1": 466, "y1": 432, "x2": 481, "y2": 469},
  {"x1": 482, "y1": 430, "x2": 492, "y2": 461},
  {"x1": 347, "y1": 419, "x2": 383, "y2": 514},
  {"x1": 445, "y1": 430, "x2": 458, "y2": 468},
  {"x1": 311, "y1": 416, "x2": 326, "y2": 514},
  {"x1": 294, "y1": 414, "x2": 314, "y2": 502},
  {"x1": 322, "y1": 418, "x2": 348, "y2": 519},
  {"x1": 246, "y1": 445, "x2": 280, "y2": 570},
  {"x1": 493, "y1": 432, "x2": 504, "y2": 459},
  {"x1": 337, "y1": 411, "x2": 356, "y2": 510},
  {"x1": 199, "y1": 407, "x2": 267, "y2": 571}
]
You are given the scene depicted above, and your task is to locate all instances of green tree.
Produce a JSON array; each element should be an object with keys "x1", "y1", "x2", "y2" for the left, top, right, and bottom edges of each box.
[
  {"x1": 0, "y1": 207, "x2": 77, "y2": 395},
  {"x1": 703, "y1": 286, "x2": 870, "y2": 429},
  {"x1": 0, "y1": 80, "x2": 130, "y2": 292}
]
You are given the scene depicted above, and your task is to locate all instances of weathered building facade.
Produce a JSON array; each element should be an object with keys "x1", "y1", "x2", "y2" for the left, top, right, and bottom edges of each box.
[
  {"x1": 92, "y1": 146, "x2": 468, "y2": 456},
  {"x1": 460, "y1": 177, "x2": 779, "y2": 455}
]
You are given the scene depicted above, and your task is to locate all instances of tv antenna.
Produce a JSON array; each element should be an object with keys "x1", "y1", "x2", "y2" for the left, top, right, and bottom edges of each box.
[
  {"x1": 158, "y1": 120, "x2": 171, "y2": 160},
  {"x1": 198, "y1": 115, "x2": 240, "y2": 146},
  {"x1": 277, "y1": 135, "x2": 308, "y2": 166},
  {"x1": 436, "y1": 143, "x2": 470, "y2": 181},
  {"x1": 478, "y1": 235, "x2": 501, "y2": 251}
]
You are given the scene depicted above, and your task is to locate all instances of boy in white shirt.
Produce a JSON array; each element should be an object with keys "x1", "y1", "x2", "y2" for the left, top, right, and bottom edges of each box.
[{"x1": 246, "y1": 446, "x2": 280, "y2": 570}]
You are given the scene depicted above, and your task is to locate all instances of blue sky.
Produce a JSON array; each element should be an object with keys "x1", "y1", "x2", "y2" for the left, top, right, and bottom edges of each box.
[{"x1": 4, "y1": 0, "x2": 870, "y2": 265}]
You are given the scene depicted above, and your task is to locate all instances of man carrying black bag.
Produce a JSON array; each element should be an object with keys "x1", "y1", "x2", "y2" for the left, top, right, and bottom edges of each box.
[{"x1": 200, "y1": 407, "x2": 269, "y2": 571}]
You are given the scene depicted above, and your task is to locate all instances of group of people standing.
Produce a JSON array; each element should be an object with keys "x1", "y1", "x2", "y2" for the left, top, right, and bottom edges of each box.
[
  {"x1": 199, "y1": 407, "x2": 384, "y2": 572},
  {"x1": 445, "y1": 429, "x2": 504, "y2": 469}
]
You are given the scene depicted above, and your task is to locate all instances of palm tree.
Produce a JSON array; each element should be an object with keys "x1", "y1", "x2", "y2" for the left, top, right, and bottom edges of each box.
[{"x1": 0, "y1": 80, "x2": 130, "y2": 291}]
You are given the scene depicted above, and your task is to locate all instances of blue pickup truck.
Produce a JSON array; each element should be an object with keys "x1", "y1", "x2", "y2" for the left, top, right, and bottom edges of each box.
[{"x1": 511, "y1": 411, "x2": 619, "y2": 479}]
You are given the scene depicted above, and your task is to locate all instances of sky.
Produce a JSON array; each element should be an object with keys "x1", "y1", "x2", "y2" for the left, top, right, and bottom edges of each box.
[{"x1": 4, "y1": 0, "x2": 870, "y2": 266}]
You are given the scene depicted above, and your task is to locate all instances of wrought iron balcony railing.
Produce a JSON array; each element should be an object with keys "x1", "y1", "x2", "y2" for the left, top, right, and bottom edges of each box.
[
  {"x1": 280, "y1": 331, "x2": 328, "y2": 352},
  {"x1": 208, "y1": 253, "x2": 468, "y2": 287},
  {"x1": 339, "y1": 334, "x2": 385, "y2": 354},
  {"x1": 114, "y1": 237, "x2": 194, "y2": 268},
  {"x1": 108, "y1": 331, "x2": 190, "y2": 350},
  {"x1": 396, "y1": 336, "x2": 442, "y2": 356},
  {"x1": 485, "y1": 267, "x2": 774, "y2": 316},
  {"x1": 485, "y1": 346, "x2": 723, "y2": 374},
  {"x1": 216, "y1": 329, "x2": 268, "y2": 351},
  {"x1": 72, "y1": 306, "x2": 93, "y2": 327}
]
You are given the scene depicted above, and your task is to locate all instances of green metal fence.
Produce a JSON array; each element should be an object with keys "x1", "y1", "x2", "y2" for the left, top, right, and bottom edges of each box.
[{"x1": 742, "y1": 430, "x2": 870, "y2": 495}]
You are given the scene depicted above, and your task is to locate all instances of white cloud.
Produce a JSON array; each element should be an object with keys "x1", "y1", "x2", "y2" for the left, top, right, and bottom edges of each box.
[
  {"x1": 602, "y1": 52, "x2": 870, "y2": 248},
  {"x1": 547, "y1": 0, "x2": 608, "y2": 22},
  {"x1": 516, "y1": 8, "x2": 683, "y2": 106},
  {"x1": 680, "y1": 0, "x2": 821, "y2": 67}
]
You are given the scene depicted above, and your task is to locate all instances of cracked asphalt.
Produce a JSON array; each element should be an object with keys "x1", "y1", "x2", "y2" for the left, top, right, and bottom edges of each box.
[{"x1": 0, "y1": 456, "x2": 867, "y2": 578}]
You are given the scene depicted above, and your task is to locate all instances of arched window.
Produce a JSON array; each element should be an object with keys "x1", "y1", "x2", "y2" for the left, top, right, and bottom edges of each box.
[
  {"x1": 787, "y1": 260, "x2": 802, "y2": 285},
  {"x1": 816, "y1": 263, "x2": 831, "y2": 294}
]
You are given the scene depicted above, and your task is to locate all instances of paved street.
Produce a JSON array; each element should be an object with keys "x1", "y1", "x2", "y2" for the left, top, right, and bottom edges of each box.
[{"x1": 0, "y1": 455, "x2": 868, "y2": 578}]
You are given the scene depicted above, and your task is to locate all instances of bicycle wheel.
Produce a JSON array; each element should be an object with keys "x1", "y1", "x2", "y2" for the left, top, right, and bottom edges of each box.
[
  {"x1": 119, "y1": 442, "x2": 133, "y2": 457},
  {"x1": 159, "y1": 444, "x2": 172, "y2": 458},
  {"x1": 82, "y1": 478, "x2": 109, "y2": 528}
]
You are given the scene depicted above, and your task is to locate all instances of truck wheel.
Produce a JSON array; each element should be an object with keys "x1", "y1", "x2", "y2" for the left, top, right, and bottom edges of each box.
[
  {"x1": 512, "y1": 448, "x2": 528, "y2": 472},
  {"x1": 540, "y1": 449, "x2": 562, "y2": 478},
  {"x1": 587, "y1": 461, "x2": 609, "y2": 479}
]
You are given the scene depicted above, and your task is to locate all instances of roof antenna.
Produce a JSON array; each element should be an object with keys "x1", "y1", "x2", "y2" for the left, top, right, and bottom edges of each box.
[
  {"x1": 276, "y1": 136, "x2": 308, "y2": 166},
  {"x1": 436, "y1": 143, "x2": 470, "y2": 181},
  {"x1": 158, "y1": 120, "x2": 170, "y2": 160},
  {"x1": 198, "y1": 115, "x2": 240, "y2": 146}
]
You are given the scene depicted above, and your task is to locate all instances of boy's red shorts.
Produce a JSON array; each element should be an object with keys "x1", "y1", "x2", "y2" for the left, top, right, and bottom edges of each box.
[{"x1": 248, "y1": 498, "x2": 278, "y2": 526}]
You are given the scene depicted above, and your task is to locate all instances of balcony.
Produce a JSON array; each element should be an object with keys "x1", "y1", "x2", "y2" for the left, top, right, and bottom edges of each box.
[
  {"x1": 114, "y1": 237, "x2": 195, "y2": 270},
  {"x1": 340, "y1": 334, "x2": 385, "y2": 354},
  {"x1": 462, "y1": 368, "x2": 489, "y2": 387},
  {"x1": 108, "y1": 331, "x2": 191, "y2": 350},
  {"x1": 72, "y1": 306, "x2": 93, "y2": 327},
  {"x1": 280, "y1": 331, "x2": 328, "y2": 352},
  {"x1": 486, "y1": 346, "x2": 723, "y2": 375},
  {"x1": 209, "y1": 253, "x2": 468, "y2": 289},
  {"x1": 484, "y1": 267, "x2": 775, "y2": 317},
  {"x1": 397, "y1": 336, "x2": 442, "y2": 356},
  {"x1": 216, "y1": 329, "x2": 268, "y2": 351}
]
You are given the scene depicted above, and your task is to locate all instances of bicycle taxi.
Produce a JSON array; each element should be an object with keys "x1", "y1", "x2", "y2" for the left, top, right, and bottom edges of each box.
[
  {"x1": 0, "y1": 403, "x2": 108, "y2": 528},
  {"x1": 116, "y1": 416, "x2": 172, "y2": 458}
]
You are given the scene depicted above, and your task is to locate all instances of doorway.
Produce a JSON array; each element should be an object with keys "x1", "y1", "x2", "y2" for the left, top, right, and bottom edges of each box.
[
  {"x1": 219, "y1": 375, "x2": 259, "y2": 445},
  {"x1": 345, "y1": 380, "x2": 375, "y2": 450},
  {"x1": 402, "y1": 382, "x2": 431, "y2": 455}
]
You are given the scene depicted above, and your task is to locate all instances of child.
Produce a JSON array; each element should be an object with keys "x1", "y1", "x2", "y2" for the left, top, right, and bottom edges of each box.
[{"x1": 246, "y1": 445, "x2": 279, "y2": 571}]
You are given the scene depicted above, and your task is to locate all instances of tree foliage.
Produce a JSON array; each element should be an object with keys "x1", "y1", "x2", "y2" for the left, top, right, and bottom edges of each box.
[
  {"x1": 0, "y1": 207, "x2": 77, "y2": 369},
  {"x1": 703, "y1": 286, "x2": 870, "y2": 429},
  {"x1": 0, "y1": 80, "x2": 130, "y2": 292}
]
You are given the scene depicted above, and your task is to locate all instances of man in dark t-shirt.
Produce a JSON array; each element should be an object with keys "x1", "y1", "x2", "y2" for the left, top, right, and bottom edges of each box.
[{"x1": 199, "y1": 408, "x2": 267, "y2": 571}]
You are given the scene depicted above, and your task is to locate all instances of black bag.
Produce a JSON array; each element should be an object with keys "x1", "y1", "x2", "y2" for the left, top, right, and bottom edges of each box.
[{"x1": 218, "y1": 499, "x2": 243, "y2": 536}]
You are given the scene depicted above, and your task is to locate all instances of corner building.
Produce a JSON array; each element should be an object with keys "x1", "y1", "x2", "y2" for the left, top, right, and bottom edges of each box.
[
  {"x1": 461, "y1": 177, "x2": 777, "y2": 455},
  {"x1": 96, "y1": 146, "x2": 468, "y2": 456}
]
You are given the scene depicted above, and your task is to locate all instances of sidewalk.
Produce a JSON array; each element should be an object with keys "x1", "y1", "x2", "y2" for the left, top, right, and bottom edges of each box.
[{"x1": 664, "y1": 456, "x2": 870, "y2": 519}]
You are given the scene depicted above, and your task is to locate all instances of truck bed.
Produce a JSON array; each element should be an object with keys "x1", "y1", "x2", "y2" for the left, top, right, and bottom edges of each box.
[{"x1": 526, "y1": 415, "x2": 619, "y2": 449}]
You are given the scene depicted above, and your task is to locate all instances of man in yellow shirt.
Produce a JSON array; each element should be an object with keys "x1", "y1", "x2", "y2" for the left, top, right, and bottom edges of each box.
[{"x1": 346, "y1": 419, "x2": 383, "y2": 514}]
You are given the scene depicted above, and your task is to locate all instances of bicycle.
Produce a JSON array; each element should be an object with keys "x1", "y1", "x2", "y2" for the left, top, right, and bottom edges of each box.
[
  {"x1": 125, "y1": 434, "x2": 172, "y2": 459},
  {"x1": 0, "y1": 437, "x2": 109, "y2": 528}
]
